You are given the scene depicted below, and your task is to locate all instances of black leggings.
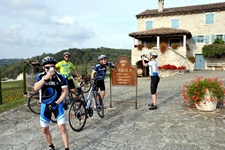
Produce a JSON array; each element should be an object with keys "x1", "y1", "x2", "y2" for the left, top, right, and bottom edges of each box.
[{"x1": 150, "y1": 76, "x2": 160, "y2": 95}]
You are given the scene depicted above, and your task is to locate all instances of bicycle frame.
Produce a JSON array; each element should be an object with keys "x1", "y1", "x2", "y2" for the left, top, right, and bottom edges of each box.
[{"x1": 86, "y1": 85, "x2": 94, "y2": 108}]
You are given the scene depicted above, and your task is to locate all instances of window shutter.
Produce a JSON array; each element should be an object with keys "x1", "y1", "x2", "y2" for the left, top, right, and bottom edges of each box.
[
  {"x1": 193, "y1": 36, "x2": 197, "y2": 44},
  {"x1": 171, "y1": 19, "x2": 179, "y2": 29},
  {"x1": 210, "y1": 14, "x2": 214, "y2": 24},
  {"x1": 211, "y1": 35, "x2": 215, "y2": 43},
  {"x1": 205, "y1": 14, "x2": 210, "y2": 24},
  {"x1": 205, "y1": 14, "x2": 214, "y2": 24},
  {"x1": 146, "y1": 21, "x2": 153, "y2": 30},
  {"x1": 205, "y1": 35, "x2": 209, "y2": 44}
]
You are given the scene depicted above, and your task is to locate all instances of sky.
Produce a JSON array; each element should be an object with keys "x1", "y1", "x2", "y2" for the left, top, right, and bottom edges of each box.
[{"x1": 0, "y1": 0, "x2": 224, "y2": 59}]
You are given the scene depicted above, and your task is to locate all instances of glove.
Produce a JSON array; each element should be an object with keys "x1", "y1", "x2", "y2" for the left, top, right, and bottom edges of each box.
[{"x1": 48, "y1": 102, "x2": 58, "y2": 110}]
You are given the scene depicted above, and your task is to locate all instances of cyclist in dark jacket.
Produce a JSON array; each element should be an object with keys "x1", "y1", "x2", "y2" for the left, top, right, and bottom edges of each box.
[
  {"x1": 34, "y1": 56, "x2": 70, "y2": 150},
  {"x1": 91, "y1": 54, "x2": 112, "y2": 102}
]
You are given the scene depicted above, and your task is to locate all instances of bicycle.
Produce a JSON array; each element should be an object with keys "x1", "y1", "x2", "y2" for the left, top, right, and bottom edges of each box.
[
  {"x1": 27, "y1": 91, "x2": 57, "y2": 123},
  {"x1": 67, "y1": 76, "x2": 104, "y2": 132},
  {"x1": 63, "y1": 74, "x2": 90, "y2": 108},
  {"x1": 72, "y1": 74, "x2": 91, "y2": 93}
]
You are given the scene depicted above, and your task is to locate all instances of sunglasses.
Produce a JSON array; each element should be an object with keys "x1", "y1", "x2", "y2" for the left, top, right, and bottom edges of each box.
[
  {"x1": 44, "y1": 66, "x2": 55, "y2": 69},
  {"x1": 64, "y1": 55, "x2": 70, "y2": 58}
]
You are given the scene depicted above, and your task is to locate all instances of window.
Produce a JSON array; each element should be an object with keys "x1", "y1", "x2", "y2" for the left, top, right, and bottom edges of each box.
[
  {"x1": 197, "y1": 36, "x2": 204, "y2": 43},
  {"x1": 145, "y1": 40, "x2": 153, "y2": 45},
  {"x1": 216, "y1": 34, "x2": 223, "y2": 40},
  {"x1": 205, "y1": 13, "x2": 214, "y2": 25},
  {"x1": 146, "y1": 21, "x2": 153, "y2": 30},
  {"x1": 169, "y1": 38, "x2": 180, "y2": 47},
  {"x1": 171, "y1": 19, "x2": 179, "y2": 29},
  {"x1": 212, "y1": 34, "x2": 225, "y2": 43}
]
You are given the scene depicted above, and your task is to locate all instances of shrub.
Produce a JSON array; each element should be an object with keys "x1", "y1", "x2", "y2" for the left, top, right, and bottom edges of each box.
[
  {"x1": 137, "y1": 44, "x2": 144, "y2": 50},
  {"x1": 160, "y1": 42, "x2": 168, "y2": 54},
  {"x1": 182, "y1": 76, "x2": 225, "y2": 107},
  {"x1": 202, "y1": 43, "x2": 225, "y2": 57},
  {"x1": 177, "y1": 66, "x2": 186, "y2": 70},
  {"x1": 146, "y1": 44, "x2": 154, "y2": 49},
  {"x1": 158, "y1": 64, "x2": 186, "y2": 70},
  {"x1": 171, "y1": 43, "x2": 180, "y2": 50},
  {"x1": 188, "y1": 56, "x2": 195, "y2": 63}
]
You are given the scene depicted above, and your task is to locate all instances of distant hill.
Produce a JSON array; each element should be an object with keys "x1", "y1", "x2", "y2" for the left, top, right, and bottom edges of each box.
[
  {"x1": 0, "y1": 47, "x2": 131, "y2": 79},
  {"x1": 0, "y1": 58, "x2": 24, "y2": 67}
]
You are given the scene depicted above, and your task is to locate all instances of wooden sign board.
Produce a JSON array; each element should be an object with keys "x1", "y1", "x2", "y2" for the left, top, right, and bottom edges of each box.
[{"x1": 111, "y1": 56, "x2": 136, "y2": 86}]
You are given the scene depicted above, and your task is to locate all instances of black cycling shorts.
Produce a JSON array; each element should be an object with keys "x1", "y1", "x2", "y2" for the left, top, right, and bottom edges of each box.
[
  {"x1": 94, "y1": 80, "x2": 105, "y2": 91},
  {"x1": 67, "y1": 79, "x2": 75, "y2": 89},
  {"x1": 150, "y1": 76, "x2": 160, "y2": 95}
]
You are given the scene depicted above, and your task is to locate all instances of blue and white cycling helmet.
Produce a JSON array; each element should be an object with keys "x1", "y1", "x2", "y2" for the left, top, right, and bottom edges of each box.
[
  {"x1": 41, "y1": 56, "x2": 57, "y2": 66},
  {"x1": 150, "y1": 51, "x2": 158, "y2": 58},
  {"x1": 98, "y1": 54, "x2": 107, "y2": 60}
]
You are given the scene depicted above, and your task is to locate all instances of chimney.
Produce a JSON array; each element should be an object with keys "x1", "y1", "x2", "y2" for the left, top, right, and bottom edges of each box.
[{"x1": 158, "y1": 0, "x2": 164, "y2": 12}]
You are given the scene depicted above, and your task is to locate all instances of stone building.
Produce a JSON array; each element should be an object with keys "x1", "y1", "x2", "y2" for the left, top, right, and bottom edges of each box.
[{"x1": 129, "y1": 0, "x2": 225, "y2": 76}]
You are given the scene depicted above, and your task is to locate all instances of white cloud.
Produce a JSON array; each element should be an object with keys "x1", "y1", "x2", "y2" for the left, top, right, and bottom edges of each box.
[
  {"x1": 0, "y1": 0, "x2": 225, "y2": 59},
  {"x1": 53, "y1": 16, "x2": 77, "y2": 26},
  {"x1": 0, "y1": 24, "x2": 25, "y2": 45}
]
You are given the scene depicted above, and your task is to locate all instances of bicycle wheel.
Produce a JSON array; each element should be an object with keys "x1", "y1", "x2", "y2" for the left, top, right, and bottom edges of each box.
[
  {"x1": 28, "y1": 92, "x2": 57, "y2": 123},
  {"x1": 68, "y1": 99, "x2": 87, "y2": 132},
  {"x1": 28, "y1": 92, "x2": 41, "y2": 115},
  {"x1": 80, "y1": 80, "x2": 91, "y2": 93},
  {"x1": 94, "y1": 92, "x2": 104, "y2": 118}
]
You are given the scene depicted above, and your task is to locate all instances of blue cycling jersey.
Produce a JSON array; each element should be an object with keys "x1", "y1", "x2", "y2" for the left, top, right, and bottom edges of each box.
[
  {"x1": 35, "y1": 72, "x2": 67, "y2": 123},
  {"x1": 93, "y1": 62, "x2": 110, "y2": 80}
]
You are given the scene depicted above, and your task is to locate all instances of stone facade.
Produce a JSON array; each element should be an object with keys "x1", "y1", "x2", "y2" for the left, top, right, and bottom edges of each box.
[
  {"x1": 136, "y1": 11, "x2": 225, "y2": 55},
  {"x1": 130, "y1": 1, "x2": 225, "y2": 73}
]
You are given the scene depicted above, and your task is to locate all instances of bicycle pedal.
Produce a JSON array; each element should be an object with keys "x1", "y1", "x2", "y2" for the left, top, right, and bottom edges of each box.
[{"x1": 88, "y1": 108, "x2": 93, "y2": 117}]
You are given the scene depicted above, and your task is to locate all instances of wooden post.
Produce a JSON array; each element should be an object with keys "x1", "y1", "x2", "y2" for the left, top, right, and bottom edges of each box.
[
  {"x1": 0, "y1": 71, "x2": 2, "y2": 104},
  {"x1": 110, "y1": 66, "x2": 112, "y2": 108},
  {"x1": 23, "y1": 64, "x2": 27, "y2": 94}
]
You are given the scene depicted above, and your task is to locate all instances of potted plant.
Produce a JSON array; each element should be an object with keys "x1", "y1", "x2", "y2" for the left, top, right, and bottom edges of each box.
[
  {"x1": 146, "y1": 44, "x2": 153, "y2": 49},
  {"x1": 182, "y1": 76, "x2": 225, "y2": 111},
  {"x1": 188, "y1": 56, "x2": 195, "y2": 63},
  {"x1": 160, "y1": 42, "x2": 168, "y2": 54},
  {"x1": 137, "y1": 44, "x2": 144, "y2": 50},
  {"x1": 171, "y1": 43, "x2": 180, "y2": 50}
]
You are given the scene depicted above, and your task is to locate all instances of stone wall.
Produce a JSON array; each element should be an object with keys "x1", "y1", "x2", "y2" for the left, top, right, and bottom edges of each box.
[
  {"x1": 158, "y1": 70, "x2": 189, "y2": 78},
  {"x1": 132, "y1": 47, "x2": 194, "y2": 71}
]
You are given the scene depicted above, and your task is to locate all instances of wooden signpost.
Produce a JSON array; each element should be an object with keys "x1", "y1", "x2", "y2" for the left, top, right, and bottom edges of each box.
[{"x1": 110, "y1": 56, "x2": 137, "y2": 109}]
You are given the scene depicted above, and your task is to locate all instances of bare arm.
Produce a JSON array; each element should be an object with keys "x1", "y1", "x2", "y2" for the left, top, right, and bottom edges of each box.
[
  {"x1": 142, "y1": 59, "x2": 147, "y2": 67},
  {"x1": 55, "y1": 87, "x2": 68, "y2": 104},
  {"x1": 91, "y1": 70, "x2": 96, "y2": 79},
  {"x1": 73, "y1": 68, "x2": 79, "y2": 77}
]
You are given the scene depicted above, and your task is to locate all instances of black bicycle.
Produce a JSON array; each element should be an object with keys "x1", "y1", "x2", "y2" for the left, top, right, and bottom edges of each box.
[
  {"x1": 72, "y1": 74, "x2": 91, "y2": 93},
  {"x1": 27, "y1": 74, "x2": 91, "y2": 123},
  {"x1": 27, "y1": 92, "x2": 57, "y2": 123},
  {"x1": 68, "y1": 76, "x2": 104, "y2": 132}
]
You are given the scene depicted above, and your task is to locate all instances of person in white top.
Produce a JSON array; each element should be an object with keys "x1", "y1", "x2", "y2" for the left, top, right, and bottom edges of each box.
[{"x1": 142, "y1": 51, "x2": 160, "y2": 110}]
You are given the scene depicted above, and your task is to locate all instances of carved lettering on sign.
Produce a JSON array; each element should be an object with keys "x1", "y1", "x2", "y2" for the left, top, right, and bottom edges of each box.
[{"x1": 111, "y1": 56, "x2": 136, "y2": 86}]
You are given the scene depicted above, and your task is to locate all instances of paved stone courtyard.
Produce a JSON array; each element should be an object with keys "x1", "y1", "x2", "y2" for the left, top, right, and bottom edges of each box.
[{"x1": 1, "y1": 70, "x2": 225, "y2": 150}]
